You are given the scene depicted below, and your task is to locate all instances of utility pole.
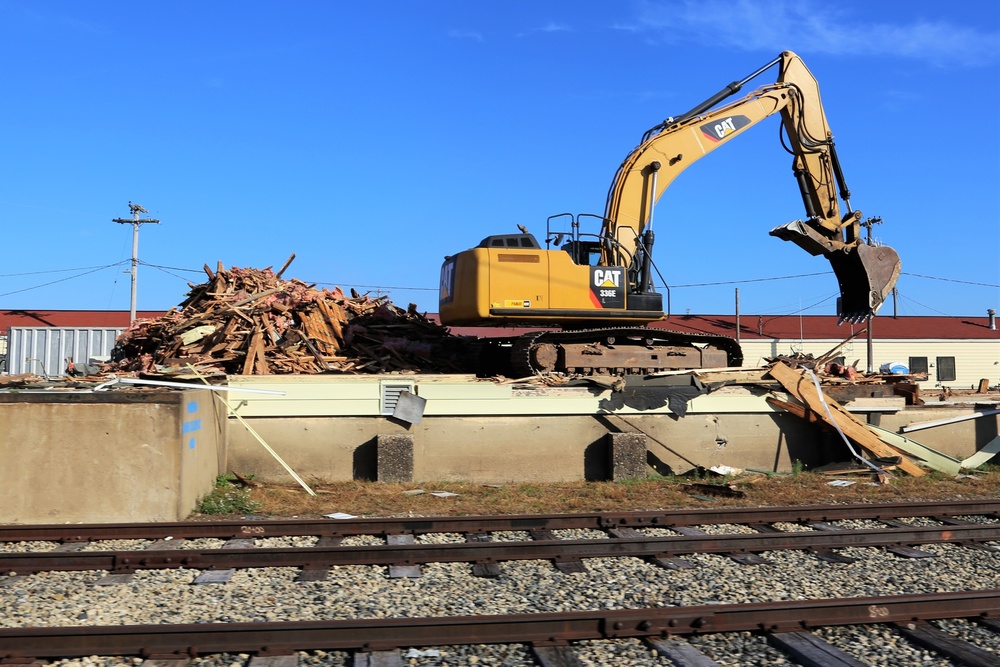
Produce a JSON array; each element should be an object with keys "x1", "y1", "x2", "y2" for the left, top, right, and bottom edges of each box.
[
  {"x1": 113, "y1": 202, "x2": 160, "y2": 323},
  {"x1": 860, "y1": 216, "x2": 883, "y2": 374}
]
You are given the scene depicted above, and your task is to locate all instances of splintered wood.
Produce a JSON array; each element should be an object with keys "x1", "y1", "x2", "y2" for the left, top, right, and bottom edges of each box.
[{"x1": 107, "y1": 260, "x2": 467, "y2": 376}]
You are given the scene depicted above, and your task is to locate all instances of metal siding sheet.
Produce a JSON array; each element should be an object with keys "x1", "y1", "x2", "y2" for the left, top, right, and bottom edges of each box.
[{"x1": 6, "y1": 327, "x2": 123, "y2": 377}]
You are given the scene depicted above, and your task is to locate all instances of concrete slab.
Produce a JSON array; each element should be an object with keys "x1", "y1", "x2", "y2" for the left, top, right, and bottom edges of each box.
[{"x1": 0, "y1": 388, "x2": 225, "y2": 523}]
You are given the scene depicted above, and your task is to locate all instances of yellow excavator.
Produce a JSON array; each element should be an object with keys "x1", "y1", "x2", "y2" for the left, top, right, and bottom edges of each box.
[{"x1": 439, "y1": 51, "x2": 901, "y2": 376}]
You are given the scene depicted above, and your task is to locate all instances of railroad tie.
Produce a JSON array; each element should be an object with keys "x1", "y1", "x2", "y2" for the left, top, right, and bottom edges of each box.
[
  {"x1": 386, "y1": 534, "x2": 422, "y2": 579},
  {"x1": 352, "y1": 649, "x2": 404, "y2": 666},
  {"x1": 767, "y1": 631, "x2": 867, "y2": 667},
  {"x1": 672, "y1": 525, "x2": 772, "y2": 565},
  {"x1": 531, "y1": 642, "x2": 584, "y2": 667},
  {"x1": 645, "y1": 637, "x2": 721, "y2": 666},
  {"x1": 894, "y1": 621, "x2": 1000, "y2": 667},
  {"x1": 247, "y1": 656, "x2": 298, "y2": 667},
  {"x1": 529, "y1": 529, "x2": 587, "y2": 574},
  {"x1": 97, "y1": 537, "x2": 186, "y2": 586},
  {"x1": 192, "y1": 536, "x2": 256, "y2": 584},
  {"x1": 466, "y1": 532, "x2": 502, "y2": 578},
  {"x1": 608, "y1": 527, "x2": 695, "y2": 570},
  {"x1": 931, "y1": 516, "x2": 999, "y2": 552},
  {"x1": 296, "y1": 535, "x2": 342, "y2": 582}
]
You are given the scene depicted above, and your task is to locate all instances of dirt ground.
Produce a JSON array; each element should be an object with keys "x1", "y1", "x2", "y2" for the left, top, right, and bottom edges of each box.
[{"x1": 200, "y1": 468, "x2": 1000, "y2": 519}]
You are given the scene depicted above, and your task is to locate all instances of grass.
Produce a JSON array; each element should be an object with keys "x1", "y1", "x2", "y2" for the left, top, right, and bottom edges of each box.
[
  {"x1": 196, "y1": 474, "x2": 264, "y2": 515},
  {"x1": 188, "y1": 469, "x2": 1000, "y2": 519}
]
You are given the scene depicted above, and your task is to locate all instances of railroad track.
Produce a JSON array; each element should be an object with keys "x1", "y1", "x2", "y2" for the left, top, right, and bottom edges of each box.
[
  {"x1": 1, "y1": 590, "x2": 999, "y2": 664},
  {"x1": 2, "y1": 499, "x2": 998, "y2": 580},
  {"x1": 2, "y1": 499, "x2": 999, "y2": 664}
]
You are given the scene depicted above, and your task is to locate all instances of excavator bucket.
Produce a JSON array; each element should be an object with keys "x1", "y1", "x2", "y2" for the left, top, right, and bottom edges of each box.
[
  {"x1": 828, "y1": 243, "x2": 901, "y2": 323},
  {"x1": 770, "y1": 221, "x2": 901, "y2": 324}
]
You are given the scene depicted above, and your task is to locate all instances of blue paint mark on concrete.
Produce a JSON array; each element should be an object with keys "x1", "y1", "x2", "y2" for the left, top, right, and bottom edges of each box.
[
  {"x1": 182, "y1": 419, "x2": 202, "y2": 434},
  {"x1": 187, "y1": 401, "x2": 199, "y2": 414},
  {"x1": 189, "y1": 437, "x2": 196, "y2": 450}
]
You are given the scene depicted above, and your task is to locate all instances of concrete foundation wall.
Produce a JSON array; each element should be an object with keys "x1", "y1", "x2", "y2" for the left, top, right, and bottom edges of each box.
[
  {"x1": 877, "y1": 408, "x2": 999, "y2": 461},
  {"x1": 0, "y1": 389, "x2": 225, "y2": 523},
  {"x1": 227, "y1": 411, "x2": 844, "y2": 484}
]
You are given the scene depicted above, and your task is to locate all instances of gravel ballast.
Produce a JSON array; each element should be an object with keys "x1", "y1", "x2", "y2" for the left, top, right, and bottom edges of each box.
[{"x1": 2, "y1": 519, "x2": 1000, "y2": 665}]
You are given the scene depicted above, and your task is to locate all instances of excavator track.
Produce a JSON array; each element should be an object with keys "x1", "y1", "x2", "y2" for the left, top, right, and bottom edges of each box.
[{"x1": 507, "y1": 327, "x2": 742, "y2": 377}]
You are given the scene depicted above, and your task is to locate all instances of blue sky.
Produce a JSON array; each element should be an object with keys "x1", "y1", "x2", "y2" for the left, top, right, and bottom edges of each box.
[{"x1": 1, "y1": 1, "x2": 997, "y2": 320}]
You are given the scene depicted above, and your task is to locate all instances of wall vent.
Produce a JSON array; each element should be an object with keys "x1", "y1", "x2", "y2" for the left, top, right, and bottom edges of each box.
[{"x1": 380, "y1": 383, "x2": 415, "y2": 416}]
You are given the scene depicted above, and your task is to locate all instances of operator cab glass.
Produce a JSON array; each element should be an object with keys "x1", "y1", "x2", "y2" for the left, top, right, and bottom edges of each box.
[
  {"x1": 562, "y1": 240, "x2": 602, "y2": 266},
  {"x1": 479, "y1": 234, "x2": 541, "y2": 249}
]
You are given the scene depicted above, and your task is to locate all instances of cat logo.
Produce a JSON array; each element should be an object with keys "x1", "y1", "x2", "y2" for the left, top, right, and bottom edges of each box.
[
  {"x1": 593, "y1": 268, "x2": 621, "y2": 288},
  {"x1": 699, "y1": 114, "x2": 751, "y2": 143},
  {"x1": 439, "y1": 259, "x2": 456, "y2": 303}
]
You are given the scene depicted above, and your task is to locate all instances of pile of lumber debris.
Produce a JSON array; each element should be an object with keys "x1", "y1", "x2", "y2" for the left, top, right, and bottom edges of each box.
[{"x1": 107, "y1": 257, "x2": 469, "y2": 376}]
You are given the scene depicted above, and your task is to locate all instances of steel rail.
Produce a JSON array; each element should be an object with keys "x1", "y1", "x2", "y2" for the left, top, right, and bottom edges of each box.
[
  {"x1": 2, "y1": 523, "x2": 998, "y2": 574},
  {"x1": 1, "y1": 589, "x2": 998, "y2": 658},
  {"x1": 1, "y1": 499, "x2": 997, "y2": 542}
]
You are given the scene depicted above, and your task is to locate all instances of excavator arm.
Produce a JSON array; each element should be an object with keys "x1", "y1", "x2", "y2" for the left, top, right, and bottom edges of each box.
[{"x1": 601, "y1": 51, "x2": 900, "y2": 323}]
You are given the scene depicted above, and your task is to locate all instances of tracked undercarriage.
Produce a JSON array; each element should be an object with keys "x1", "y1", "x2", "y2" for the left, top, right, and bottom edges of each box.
[{"x1": 477, "y1": 328, "x2": 743, "y2": 378}]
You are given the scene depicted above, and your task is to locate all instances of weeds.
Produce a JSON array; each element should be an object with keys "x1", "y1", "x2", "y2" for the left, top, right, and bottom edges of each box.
[{"x1": 196, "y1": 474, "x2": 263, "y2": 515}]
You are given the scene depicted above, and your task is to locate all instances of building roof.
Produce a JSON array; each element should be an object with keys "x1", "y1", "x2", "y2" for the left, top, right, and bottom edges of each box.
[
  {"x1": 446, "y1": 313, "x2": 1000, "y2": 341},
  {"x1": 2, "y1": 309, "x2": 997, "y2": 341},
  {"x1": 651, "y1": 313, "x2": 1000, "y2": 341},
  {"x1": 0, "y1": 309, "x2": 165, "y2": 332}
]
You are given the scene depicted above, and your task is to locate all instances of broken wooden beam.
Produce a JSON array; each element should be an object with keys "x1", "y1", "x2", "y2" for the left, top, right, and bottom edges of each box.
[{"x1": 766, "y1": 361, "x2": 925, "y2": 476}]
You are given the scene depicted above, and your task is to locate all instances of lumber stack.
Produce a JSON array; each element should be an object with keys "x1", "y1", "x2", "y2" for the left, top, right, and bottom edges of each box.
[{"x1": 107, "y1": 261, "x2": 468, "y2": 376}]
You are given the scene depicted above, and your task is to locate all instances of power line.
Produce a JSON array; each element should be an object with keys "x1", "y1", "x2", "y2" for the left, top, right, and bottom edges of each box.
[
  {"x1": 144, "y1": 264, "x2": 197, "y2": 283},
  {"x1": 894, "y1": 291, "x2": 953, "y2": 317},
  {"x1": 901, "y1": 272, "x2": 1000, "y2": 288},
  {"x1": 0, "y1": 261, "x2": 128, "y2": 298},
  {"x1": 0, "y1": 263, "x2": 128, "y2": 277},
  {"x1": 138, "y1": 261, "x2": 203, "y2": 274},
  {"x1": 313, "y1": 282, "x2": 438, "y2": 292},
  {"x1": 671, "y1": 272, "x2": 828, "y2": 288}
]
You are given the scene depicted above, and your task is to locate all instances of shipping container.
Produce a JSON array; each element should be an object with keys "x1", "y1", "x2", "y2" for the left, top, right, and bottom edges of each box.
[{"x1": 6, "y1": 327, "x2": 123, "y2": 377}]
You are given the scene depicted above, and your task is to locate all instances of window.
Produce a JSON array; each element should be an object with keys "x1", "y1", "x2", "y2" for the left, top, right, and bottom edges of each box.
[
  {"x1": 936, "y1": 356, "x2": 956, "y2": 382},
  {"x1": 909, "y1": 356, "x2": 928, "y2": 375}
]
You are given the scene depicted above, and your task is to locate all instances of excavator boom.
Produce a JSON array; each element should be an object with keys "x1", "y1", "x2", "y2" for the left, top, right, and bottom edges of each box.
[{"x1": 603, "y1": 51, "x2": 900, "y2": 322}]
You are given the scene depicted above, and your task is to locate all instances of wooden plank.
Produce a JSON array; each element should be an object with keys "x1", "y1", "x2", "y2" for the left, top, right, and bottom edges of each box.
[
  {"x1": 766, "y1": 362, "x2": 924, "y2": 476},
  {"x1": 243, "y1": 327, "x2": 262, "y2": 375}
]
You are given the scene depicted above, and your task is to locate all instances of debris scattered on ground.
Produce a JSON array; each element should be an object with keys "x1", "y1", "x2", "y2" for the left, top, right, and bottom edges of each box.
[
  {"x1": 105, "y1": 258, "x2": 470, "y2": 376},
  {"x1": 682, "y1": 482, "x2": 747, "y2": 499}
]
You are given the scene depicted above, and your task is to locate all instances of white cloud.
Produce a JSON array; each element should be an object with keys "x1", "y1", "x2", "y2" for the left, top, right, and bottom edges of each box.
[
  {"x1": 448, "y1": 29, "x2": 484, "y2": 43},
  {"x1": 516, "y1": 22, "x2": 574, "y2": 38},
  {"x1": 540, "y1": 22, "x2": 572, "y2": 33},
  {"x1": 632, "y1": 0, "x2": 999, "y2": 67}
]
